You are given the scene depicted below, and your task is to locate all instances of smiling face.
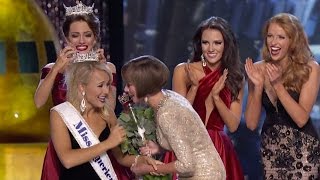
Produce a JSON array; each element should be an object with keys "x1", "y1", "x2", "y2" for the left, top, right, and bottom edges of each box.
[
  {"x1": 67, "y1": 20, "x2": 96, "y2": 53},
  {"x1": 266, "y1": 23, "x2": 290, "y2": 62},
  {"x1": 201, "y1": 28, "x2": 224, "y2": 68},
  {"x1": 82, "y1": 69, "x2": 111, "y2": 109}
]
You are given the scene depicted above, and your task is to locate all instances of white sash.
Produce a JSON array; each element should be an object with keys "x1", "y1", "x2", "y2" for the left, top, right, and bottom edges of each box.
[{"x1": 52, "y1": 102, "x2": 118, "y2": 180}]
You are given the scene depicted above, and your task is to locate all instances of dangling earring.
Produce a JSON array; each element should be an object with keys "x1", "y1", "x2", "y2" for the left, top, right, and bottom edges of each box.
[
  {"x1": 201, "y1": 54, "x2": 206, "y2": 67},
  {"x1": 80, "y1": 92, "x2": 86, "y2": 113},
  {"x1": 144, "y1": 96, "x2": 148, "y2": 103}
]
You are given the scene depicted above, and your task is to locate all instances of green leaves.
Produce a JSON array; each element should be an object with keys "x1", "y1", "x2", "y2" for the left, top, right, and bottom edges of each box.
[
  {"x1": 117, "y1": 105, "x2": 156, "y2": 155},
  {"x1": 117, "y1": 105, "x2": 171, "y2": 180}
]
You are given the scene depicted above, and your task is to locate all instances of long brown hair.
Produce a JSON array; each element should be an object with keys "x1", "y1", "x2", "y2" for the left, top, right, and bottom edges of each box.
[{"x1": 191, "y1": 16, "x2": 244, "y2": 101}]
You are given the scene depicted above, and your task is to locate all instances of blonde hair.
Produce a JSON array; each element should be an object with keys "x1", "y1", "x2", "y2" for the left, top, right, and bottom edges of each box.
[
  {"x1": 64, "y1": 61, "x2": 113, "y2": 116},
  {"x1": 261, "y1": 13, "x2": 312, "y2": 92}
]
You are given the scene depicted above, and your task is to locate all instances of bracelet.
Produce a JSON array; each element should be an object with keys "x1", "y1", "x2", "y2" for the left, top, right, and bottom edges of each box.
[{"x1": 131, "y1": 155, "x2": 140, "y2": 170}]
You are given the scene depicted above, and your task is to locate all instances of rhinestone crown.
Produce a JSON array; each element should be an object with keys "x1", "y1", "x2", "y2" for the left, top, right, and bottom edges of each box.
[
  {"x1": 64, "y1": 1, "x2": 94, "y2": 16},
  {"x1": 72, "y1": 51, "x2": 99, "y2": 63}
]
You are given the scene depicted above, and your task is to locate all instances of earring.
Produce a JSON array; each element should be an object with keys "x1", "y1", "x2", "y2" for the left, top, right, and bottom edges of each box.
[
  {"x1": 201, "y1": 54, "x2": 206, "y2": 67},
  {"x1": 144, "y1": 96, "x2": 148, "y2": 103},
  {"x1": 80, "y1": 92, "x2": 86, "y2": 113}
]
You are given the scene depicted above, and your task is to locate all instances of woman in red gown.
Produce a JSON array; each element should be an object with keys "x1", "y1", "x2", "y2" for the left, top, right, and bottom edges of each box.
[
  {"x1": 171, "y1": 16, "x2": 245, "y2": 180},
  {"x1": 34, "y1": 2, "x2": 131, "y2": 180}
]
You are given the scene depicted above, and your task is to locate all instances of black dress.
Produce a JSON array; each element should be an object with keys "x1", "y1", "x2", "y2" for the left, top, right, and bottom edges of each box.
[
  {"x1": 261, "y1": 91, "x2": 320, "y2": 179},
  {"x1": 60, "y1": 127, "x2": 110, "y2": 180}
]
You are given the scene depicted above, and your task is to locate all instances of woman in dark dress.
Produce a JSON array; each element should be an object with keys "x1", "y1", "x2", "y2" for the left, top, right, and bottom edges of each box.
[{"x1": 245, "y1": 13, "x2": 320, "y2": 179}]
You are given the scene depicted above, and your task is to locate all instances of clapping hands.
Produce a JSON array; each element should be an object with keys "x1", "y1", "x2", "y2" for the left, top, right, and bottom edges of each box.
[
  {"x1": 245, "y1": 58, "x2": 264, "y2": 89},
  {"x1": 211, "y1": 68, "x2": 228, "y2": 99}
]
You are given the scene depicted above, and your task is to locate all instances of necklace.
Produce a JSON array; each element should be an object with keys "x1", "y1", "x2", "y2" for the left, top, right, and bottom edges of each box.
[{"x1": 156, "y1": 90, "x2": 170, "y2": 112}]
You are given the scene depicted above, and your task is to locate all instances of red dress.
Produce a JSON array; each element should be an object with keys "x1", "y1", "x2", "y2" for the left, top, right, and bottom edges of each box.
[
  {"x1": 192, "y1": 66, "x2": 244, "y2": 180},
  {"x1": 40, "y1": 67, "x2": 133, "y2": 180}
]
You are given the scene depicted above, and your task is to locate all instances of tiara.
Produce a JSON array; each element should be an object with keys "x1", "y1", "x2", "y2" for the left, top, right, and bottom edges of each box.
[
  {"x1": 118, "y1": 93, "x2": 132, "y2": 105},
  {"x1": 72, "y1": 51, "x2": 99, "y2": 63},
  {"x1": 64, "y1": 1, "x2": 94, "y2": 16}
]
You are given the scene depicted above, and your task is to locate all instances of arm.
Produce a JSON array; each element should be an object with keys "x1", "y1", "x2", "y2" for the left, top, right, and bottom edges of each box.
[
  {"x1": 244, "y1": 59, "x2": 264, "y2": 130},
  {"x1": 34, "y1": 63, "x2": 58, "y2": 108},
  {"x1": 213, "y1": 78, "x2": 245, "y2": 133},
  {"x1": 172, "y1": 63, "x2": 198, "y2": 104},
  {"x1": 153, "y1": 111, "x2": 195, "y2": 176},
  {"x1": 268, "y1": 61, "x2": 320, "y2": 128},
  {"x1": 34, "y1": 46, "x2": 75, "y2": 108},
  {"x1": 50, "y1": 109, "x2": 126, "y2": 169}
]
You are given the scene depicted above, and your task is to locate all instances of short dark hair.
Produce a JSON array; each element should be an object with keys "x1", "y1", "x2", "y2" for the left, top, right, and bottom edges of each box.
[{"x1": 121, "y1": 55, "x2": 169, "y2": 98}]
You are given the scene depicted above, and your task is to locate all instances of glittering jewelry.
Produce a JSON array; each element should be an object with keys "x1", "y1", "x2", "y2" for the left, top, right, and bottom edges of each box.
[
  {"x1": 201, "y1": 54, "x2": 207, "y2": 67},
  {"x1": 144, "y1": 96, "x2": 148, "y2": 103},
  {"x1": 73, "y1": 50, "x2": 99, "y2": 63},
  {"x1": 64, "y1": 1, "x2": 94, "y2": 16},
  {"x1": 80, "y1": 92, "x2": 86, "y2": 113},
  {"x1": 118, "y1": 93, "x2": 132, "y2": 105},
  {"x1": 156, "y1": 91, "x2": 169, "y2": 112}
]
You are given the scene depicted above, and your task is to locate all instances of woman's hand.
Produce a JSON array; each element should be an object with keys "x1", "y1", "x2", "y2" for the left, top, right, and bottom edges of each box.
[
  {"x1": 107, "y1": 124, "x2": 126, "y2": 149},
  {"x1": 96, "y1": 48, "x2": 107, "y2": 63},
  {"x1": 139, "y1": 140, "x2": 161, "y2": 156},
  {"x1": 185, "y1": 63, "x2": 199, "y2": 87},
  {"x1": 131, "y1": 156, "x2": 164, "y2": 176},
  {"x1": 54, "y1": 46, "x2": 76, "y2": 71},
  {"x1": 211, "y1": 68, "x2": 228, "y2": 99},
  {"x1": 266, "y1": 63, "x2": 282, "y2": 86},
  {"x1": 245, "y1": 58, "x2": 264, "y2": 89}
]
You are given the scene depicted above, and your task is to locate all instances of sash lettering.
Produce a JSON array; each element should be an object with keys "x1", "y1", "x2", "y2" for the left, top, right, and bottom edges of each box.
[{"x1": 74, "y1": 121, "x2": 92, "y2": 147}]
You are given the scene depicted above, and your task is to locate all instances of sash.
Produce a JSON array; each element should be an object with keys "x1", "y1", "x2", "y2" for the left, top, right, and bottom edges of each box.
[{"x1": 52, "y1": 102, "x2": 118, "y2": 180}]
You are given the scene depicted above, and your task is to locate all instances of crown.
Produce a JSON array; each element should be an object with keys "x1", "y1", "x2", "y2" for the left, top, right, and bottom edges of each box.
[
  {"x1": 64, "y1": 1, "x2": 94, "y2": 16},
  {"x1": 72, "y1": 51, "x2": 99, "y2": 63},
  {"x1": 118, "y1": 93, "x2": 133, "y2": 105}
]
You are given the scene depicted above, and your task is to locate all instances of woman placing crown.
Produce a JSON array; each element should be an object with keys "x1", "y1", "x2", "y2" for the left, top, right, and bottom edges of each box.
[{"x1": 34, "y1": 1, "x2": 131, "y2": 179}]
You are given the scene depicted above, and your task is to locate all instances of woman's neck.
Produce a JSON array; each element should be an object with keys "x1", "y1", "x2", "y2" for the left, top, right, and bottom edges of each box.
[
  {"x1": 82, "y1": 106, "x2": 100, "y2": 119},
  {"x1": 147, "y1": 90, "x2": 165, "y2": 111}
]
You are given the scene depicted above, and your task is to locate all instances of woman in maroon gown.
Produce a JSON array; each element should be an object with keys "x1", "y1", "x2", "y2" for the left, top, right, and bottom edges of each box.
[
  {"x1": 34, "y1": 2, "x2": 131, "y2": 180},
  {"x1": 171, "y1": 16, "x2": 245, "y2": 180}
]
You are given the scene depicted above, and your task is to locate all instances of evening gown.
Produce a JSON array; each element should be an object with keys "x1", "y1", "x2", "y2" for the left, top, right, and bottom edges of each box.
[
  {"x1": 192, "y1": 66, "x2": 244, "y2": 180},
  {"x1": 40, "y1": 67, "x2": 132, "y2": 180},
  {"x1": 60, "y1": 127, "x2": 111, "y2": 179},
  {"x1": 261, "y1": 90, "x2": 320, "y2": 179}
]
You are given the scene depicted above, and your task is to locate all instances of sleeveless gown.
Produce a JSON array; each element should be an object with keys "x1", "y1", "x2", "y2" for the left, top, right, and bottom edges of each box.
[
  {"x1": 261, "y1": 90, "x2": 320, "y2": 179},
  {"x1": 192, "y1": 66, "x2": 244, "y2": 180},
  {"x1": 60, "y1": 127, "x2": 110, "y2": 179},
  {"x1": 40, "y1": 67, "x2": 132, "y2": 180}
]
